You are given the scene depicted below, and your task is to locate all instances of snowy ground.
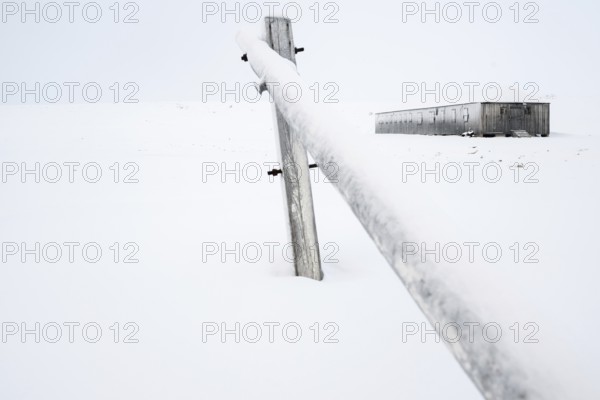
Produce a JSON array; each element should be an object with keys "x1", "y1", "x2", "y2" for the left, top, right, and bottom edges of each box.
[{"x1": 1, "y1": 101, "x2": 598, "y2": 399}]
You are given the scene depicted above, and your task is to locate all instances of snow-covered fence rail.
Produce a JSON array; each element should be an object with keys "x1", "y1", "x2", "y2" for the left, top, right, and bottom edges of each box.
[{"x1": 237, "y1": 18, "x2": 540, "y2": 400}]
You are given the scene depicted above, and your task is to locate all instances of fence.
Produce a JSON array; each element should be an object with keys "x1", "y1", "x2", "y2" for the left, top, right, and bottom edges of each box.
[{"x1": 237, "y1": 17, "x2": 540, "y2": 400}]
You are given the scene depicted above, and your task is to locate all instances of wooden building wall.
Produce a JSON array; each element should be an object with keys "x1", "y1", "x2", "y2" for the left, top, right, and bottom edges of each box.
[{"x1": 376, "y1": 103, "x2": 550, "y2": 137}]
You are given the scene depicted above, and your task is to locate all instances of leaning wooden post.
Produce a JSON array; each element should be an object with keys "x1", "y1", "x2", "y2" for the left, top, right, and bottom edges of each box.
[{"x1": 263, "y1": 17, "x2": 323, "y2": 280}]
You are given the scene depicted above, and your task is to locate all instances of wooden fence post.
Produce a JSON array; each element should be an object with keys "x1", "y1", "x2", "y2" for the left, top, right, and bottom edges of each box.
[{"x1": 263, "y1": 17, "x2": 323, "y2": 281}]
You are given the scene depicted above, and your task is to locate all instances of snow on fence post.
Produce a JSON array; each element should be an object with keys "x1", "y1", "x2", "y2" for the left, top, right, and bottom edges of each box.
[
  {"x1": 237, "y1": 18, "x2": 544, "y2": 400},
  {"x1": 258, "y1": 17, "x2": 323, "y2": 281}
]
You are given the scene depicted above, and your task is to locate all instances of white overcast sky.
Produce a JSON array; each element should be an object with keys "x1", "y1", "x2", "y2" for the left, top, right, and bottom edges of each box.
[{"x1": 1, "y1": 0, "x2": 598, "y2": 133}]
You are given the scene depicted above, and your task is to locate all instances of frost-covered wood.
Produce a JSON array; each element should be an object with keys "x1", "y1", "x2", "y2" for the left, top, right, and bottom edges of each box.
[
  {"x1": 263, "y1": 17, "x2": 322, "y2": 281},
  {"x1": 238, "y1": 21, "x2": 541, "y2": 400}
]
